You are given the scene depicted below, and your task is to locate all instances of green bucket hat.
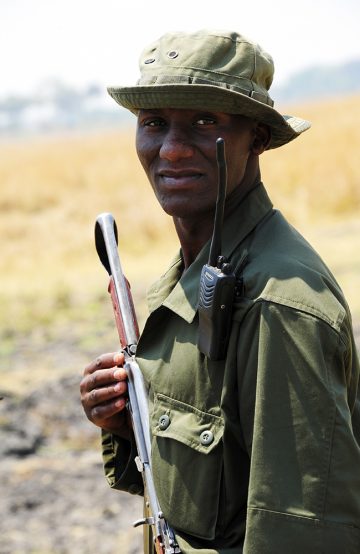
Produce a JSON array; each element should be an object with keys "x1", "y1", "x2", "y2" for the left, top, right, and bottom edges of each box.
[{"x1": 108, "y1": 30, "x2": 311, "y2": 149}]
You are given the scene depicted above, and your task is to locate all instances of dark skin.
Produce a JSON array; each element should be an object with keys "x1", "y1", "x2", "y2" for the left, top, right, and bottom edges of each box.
[
  {"x1": 80, "y1": 108, "x2": 270, "y2": 437},
  {"x1": 136, "y1": 109, "x2": 269, "y2": 268}
]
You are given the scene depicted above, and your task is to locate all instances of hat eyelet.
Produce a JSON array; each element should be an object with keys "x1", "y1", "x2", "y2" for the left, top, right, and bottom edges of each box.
[
  {"x1": 144, "y1": 58, "x2": 155, "y2": 64},
  {"x1": 167, "y1": 50, "x2": 178, "y2": 59}
]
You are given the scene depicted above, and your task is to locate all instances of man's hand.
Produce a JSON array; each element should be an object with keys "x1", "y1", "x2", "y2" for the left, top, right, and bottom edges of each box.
[{"x1": 80, "y1": 352, "x2": 131, "y2": 438}]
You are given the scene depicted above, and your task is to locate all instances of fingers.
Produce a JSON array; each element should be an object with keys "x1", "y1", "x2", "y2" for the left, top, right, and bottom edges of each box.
[
  {"x1": 85, "y1": 365, "x2": 127, "y2": 393},
  {"x1": 84, "y1": 351, "x2": 125, "y2": 376},
  {"x1": 90, "y1": 395, "x2": 127, "y2": 422},
  {"x1": 80, "y1": 351, "x2": 129, "y2": 430},
  {"x1": 87, "y1": 379, "x2": 127, "y2": 406},
  {"x1": 80, "y1": 371, "x2": 128, "y2": 406},
  {"x1": 81, "y1": 353, "x2": 126, "y2": 393}
]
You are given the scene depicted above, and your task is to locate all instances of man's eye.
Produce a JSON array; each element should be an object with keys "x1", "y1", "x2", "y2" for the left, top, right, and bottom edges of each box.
[
  {"x1": 143, "y1": 119, "x2": 165, "y2": 127},
  {"x1": 195, "y1": 117, "x2": 216, "y2": 126}
]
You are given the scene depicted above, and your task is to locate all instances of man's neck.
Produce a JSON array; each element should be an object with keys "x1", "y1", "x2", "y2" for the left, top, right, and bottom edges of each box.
[
  {"x1": 174, "y1": 172, "x2": 262, "y2": 270},
  {"x1": 173, "y1": 215, "x2": 214, "y2": 270}
]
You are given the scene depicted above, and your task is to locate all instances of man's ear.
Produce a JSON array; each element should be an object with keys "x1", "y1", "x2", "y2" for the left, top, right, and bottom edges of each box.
[{"x1": 251, "y1": 123, "x2": 271, "y2": 154}]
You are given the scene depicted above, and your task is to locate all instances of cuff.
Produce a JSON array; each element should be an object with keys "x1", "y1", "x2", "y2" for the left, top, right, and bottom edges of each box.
[{"x1": 102, "y1": 430, "x2": 144, "y2": 496}]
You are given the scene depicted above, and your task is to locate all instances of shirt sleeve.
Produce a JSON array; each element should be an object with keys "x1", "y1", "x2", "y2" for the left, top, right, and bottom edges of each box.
[
  {"x1": 236, "y1": 300, "x2": 360, "y2": 553},
  {"x1": 102, "y1": 430, "x2": 144, "y2": 496}
]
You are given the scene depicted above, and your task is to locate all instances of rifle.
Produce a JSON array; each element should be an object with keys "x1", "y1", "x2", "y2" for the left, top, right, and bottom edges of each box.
[{"x1": 95, "y1": 213, "x2": 181, "y2": 554}]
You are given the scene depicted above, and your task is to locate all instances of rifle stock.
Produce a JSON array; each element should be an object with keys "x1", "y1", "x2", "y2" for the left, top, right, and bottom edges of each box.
[{"x1": 95, "y1": 213, "x2": 181, "y2": 554}]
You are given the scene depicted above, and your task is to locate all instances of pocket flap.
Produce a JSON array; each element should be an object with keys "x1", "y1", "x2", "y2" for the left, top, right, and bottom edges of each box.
[{"x1": 152, "y1": 393, "x2": 224, "y2": 454}]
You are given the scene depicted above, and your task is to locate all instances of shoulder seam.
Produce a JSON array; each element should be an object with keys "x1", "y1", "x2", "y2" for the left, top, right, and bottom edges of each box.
[{"x1": 254, "y1": 295, "x2": 345, "y2": 334}]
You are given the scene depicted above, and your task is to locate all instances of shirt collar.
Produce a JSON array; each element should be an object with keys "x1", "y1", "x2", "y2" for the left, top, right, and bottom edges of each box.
[{"x1": 147, "y1": 182, "x2": 273, "y2": 323}]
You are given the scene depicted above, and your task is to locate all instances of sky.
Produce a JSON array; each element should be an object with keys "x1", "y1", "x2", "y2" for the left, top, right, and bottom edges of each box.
[{"x1": 1, "y1": 0, "x2": 360, "y2": 99}]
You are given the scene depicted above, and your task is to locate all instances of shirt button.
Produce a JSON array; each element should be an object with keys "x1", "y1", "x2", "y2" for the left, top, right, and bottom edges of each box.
[
  {"x1": 200, "y1": 430, "x2": 214, "y2": 446},
  {"x1": 158, "y1": 414, "x2": 170, "y2": 430},
  {"x1": 167, "y1": 50, "x2": 179, "y2": 59}
]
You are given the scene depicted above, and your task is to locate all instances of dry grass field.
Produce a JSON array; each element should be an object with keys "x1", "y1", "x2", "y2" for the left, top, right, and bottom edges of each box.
[{"x1": 0, "y1": 94, "x2": 359, "y2": 389}]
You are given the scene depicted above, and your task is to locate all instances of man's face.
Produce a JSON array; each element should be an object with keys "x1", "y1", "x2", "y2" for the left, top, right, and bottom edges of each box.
[{"x1": 136, "y1": 108, "x2": 256, "y2": 220}]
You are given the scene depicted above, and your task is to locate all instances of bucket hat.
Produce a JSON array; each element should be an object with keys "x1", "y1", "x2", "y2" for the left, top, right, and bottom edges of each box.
[{"x1": 108, "y1": 30, "x2": 311, "y2": 149}]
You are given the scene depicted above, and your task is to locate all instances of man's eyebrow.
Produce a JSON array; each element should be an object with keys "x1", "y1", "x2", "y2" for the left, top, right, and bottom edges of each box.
[{"x1": 139, "y1": 108, "x2": 163, "y2": 115}]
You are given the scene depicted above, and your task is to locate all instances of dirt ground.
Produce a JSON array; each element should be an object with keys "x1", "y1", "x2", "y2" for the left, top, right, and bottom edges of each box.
[{"x1": 0, "y1": 369, "x2": 143, "y2": 554}]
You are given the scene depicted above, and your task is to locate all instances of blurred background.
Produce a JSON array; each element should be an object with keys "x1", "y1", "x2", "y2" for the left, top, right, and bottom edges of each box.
[{"x1": 1, "y1": 1, "x2": 359, "y2": 552}]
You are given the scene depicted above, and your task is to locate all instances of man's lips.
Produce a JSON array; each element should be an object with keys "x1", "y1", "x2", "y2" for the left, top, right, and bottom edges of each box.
[{"x1": 157, "y1": 169, "x2": 204, "y2": 185}]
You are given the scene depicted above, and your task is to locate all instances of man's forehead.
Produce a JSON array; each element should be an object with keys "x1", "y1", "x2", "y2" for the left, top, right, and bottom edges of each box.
[
  {"x1": 138, "y1": 107, "x2": 220, "y2": 115},
  {"x1": 137, "y1": 107, "x2": 251, "y2": 121}
]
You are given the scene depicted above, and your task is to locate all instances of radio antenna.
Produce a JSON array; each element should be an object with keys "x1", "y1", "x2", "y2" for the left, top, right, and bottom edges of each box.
[{"x1": 208, "y1": 138, "x2": 227, "y2": 267}]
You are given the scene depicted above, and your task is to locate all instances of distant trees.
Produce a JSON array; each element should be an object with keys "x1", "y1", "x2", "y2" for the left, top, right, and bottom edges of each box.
[
  {"x1": 0, "y1": 95, "x2": 31, "y2": 130},
  {"x1": 0, "y1": 81, "x2": 126, "y2": 134}
]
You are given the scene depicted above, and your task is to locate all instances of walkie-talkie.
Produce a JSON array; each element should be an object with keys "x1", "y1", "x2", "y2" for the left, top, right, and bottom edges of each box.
[{"x1": 197, "y1": 138, "x2": 236, "y2": 361}]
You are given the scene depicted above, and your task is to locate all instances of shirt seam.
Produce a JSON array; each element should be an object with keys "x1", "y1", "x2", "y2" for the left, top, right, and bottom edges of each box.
[
  {"x1": 247, "y1": 506, "x2": 360, "y2": 530},
  {"x1": 256, "y1": 294, "x2": 345, "y2": 333},
  {"x1": 318, "y1": 330, "x2": 338, "y2": 518},
  {"x1": 321, "y1": 329, "x2": 342, "y2": 519},
  {"x1": 155, "y1": 392, "x2": 223, "y2": 423}
]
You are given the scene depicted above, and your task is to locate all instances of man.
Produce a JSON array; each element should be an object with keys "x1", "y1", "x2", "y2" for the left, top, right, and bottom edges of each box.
[{"x1": 80, "y1": 30, "x2": 360, "y2": 553}]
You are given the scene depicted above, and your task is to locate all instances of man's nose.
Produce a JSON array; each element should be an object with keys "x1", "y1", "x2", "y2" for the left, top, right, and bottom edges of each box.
[{"x1": 159, "y1": 129, "x2": 194, "y2": 161}]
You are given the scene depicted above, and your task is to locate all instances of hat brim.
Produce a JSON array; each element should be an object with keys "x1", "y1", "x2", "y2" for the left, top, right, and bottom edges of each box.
[{"x1": 107, "y1": 83, "x2": 310, "y2": 149}]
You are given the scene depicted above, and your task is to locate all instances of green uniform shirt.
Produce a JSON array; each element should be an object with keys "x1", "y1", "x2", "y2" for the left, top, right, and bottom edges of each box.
[{"x1": 102, "y1": 183, "x2": 360, "y2": 553}]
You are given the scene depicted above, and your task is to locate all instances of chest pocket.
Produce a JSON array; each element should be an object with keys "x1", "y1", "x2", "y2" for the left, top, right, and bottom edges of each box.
[{"x1": 151, "y1": 392, "x2": 224, "y2": 540}]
